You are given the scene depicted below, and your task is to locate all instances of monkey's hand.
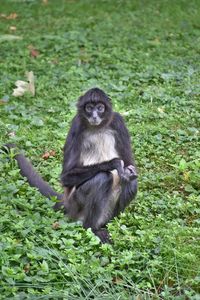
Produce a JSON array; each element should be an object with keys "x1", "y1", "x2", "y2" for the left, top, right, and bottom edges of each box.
[
  {"x1": 110, "y1": 160, "x2": 137, "y2": 182},
  {"x1": 118, "y1": 165, "x2": 138, "y2": 182},
  {"x1": 122, "y1": 165, "x2": 137, "y2": 181}
]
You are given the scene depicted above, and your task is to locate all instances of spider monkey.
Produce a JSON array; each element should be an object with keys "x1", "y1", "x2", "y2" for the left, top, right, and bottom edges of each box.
[{"x1": 4, "y1": 88, "x2": 137, "y2": 243}]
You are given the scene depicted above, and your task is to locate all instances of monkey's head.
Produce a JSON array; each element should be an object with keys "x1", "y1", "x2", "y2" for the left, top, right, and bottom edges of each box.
[{"x1": 77, "y1": 88, "x2": 113, "y2": 127}]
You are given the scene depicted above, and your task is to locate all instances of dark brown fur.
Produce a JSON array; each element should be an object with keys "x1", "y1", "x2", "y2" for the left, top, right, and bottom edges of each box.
[{"x1": 4, "y1": 88, "x2": 138, "y2": 243}]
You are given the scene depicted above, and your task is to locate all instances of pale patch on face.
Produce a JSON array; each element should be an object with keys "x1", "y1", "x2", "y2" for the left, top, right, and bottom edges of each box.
[
  {"x1": 87, "y1": 115, "x2": 102, "y2": 126},
  {"x1": 84, "y1": 102, "x2": 106, "y2": 126},
  {"x1": 80, "y1": 129, "x2": 119, "y2": 166}
]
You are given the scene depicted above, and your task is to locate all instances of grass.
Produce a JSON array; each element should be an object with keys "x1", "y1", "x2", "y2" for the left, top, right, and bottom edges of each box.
[{"x1": 0, "y1": 0, "x2": 200, "y2": 298}]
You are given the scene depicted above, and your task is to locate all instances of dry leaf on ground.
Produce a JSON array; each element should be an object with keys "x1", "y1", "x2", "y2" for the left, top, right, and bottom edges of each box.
[
  {"x1": 12, "y1": 71, "x2": 35, "y2": 97},
  {"x1": 6, "y1": 13, "x2": 18, "y2": 19},
  {"x1": 28, "y1": 45, "x2": 40, "y2": 58},
  {"x1": 42, "y1": 150, "x2": 56, "y2": 160}
]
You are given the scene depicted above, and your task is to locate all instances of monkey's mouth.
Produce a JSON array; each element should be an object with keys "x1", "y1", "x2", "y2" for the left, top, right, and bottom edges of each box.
[{"x1": 88, "y1": 118, "x2": 102, "y2": 126}]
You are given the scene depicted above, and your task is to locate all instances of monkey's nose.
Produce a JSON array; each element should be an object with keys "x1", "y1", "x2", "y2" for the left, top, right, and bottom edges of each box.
[{"x1": 92, "y1": 112, "x2": 98, "y2": 121}]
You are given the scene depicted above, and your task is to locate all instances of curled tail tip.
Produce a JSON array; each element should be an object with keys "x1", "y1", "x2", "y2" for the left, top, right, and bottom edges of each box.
[
  {"x1": 0, "y1": 143, "x2": 19, "y2": 154},
  {"x1": 4, "y1": 143, "x2": 17, "y2": 149},
  {"x1": 1, "y1": 143, "x2": 19, "y2": 155}
]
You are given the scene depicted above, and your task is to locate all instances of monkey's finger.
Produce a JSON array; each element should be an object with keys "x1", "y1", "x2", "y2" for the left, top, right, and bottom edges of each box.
[
  {"x1": 121, "y1": 166, "x2": 137, "y2": 182},
  {"x1": 129, "y1": 173, "x2": 137, "y2": 180}
]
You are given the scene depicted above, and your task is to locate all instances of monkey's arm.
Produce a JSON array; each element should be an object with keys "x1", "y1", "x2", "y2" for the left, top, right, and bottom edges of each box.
[
  {"x1": 61, "y1": 158, "x2": 123, "y2": 187},
  {"x1": 111, "y1": 112, "x2": 136, "y2": 168},
  {"x1": 111, "y1": 113, "x2": 138, "y2": 211}
]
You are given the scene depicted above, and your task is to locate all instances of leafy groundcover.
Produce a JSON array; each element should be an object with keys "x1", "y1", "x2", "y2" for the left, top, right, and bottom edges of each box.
[{"x1": 0, "y1": 0, "x2": 199, "y2": 299}]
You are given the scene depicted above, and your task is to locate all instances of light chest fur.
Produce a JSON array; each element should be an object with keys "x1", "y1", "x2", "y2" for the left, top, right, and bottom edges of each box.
[{"x1": 80, "y1": 129, "x2": 119, "y2": 166}]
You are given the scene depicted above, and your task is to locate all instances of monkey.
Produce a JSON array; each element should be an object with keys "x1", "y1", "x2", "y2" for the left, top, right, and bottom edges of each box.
[{"x1": 4, "y1": 88, "x2": 137, "y2": 243}]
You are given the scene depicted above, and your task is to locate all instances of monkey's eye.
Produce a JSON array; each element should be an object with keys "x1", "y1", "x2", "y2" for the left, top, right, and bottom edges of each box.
[
  {"x1": 85, "y1": 104, "x2": 93, "y2": 113},
  {"x1": 96, "y1": 104, "x2": 105, "y2": 113}
]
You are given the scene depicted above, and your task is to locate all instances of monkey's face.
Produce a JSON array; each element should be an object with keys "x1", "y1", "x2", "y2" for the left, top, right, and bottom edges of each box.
[
  {"x1": 84, "y1": 102, "x2": 106, "y2": 126},
  {"x1": 77, "y1": 88, "x2": 113, "y2": 127}
]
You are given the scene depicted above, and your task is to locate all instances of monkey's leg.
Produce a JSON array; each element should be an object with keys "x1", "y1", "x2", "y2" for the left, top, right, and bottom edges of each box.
[
  {"x1": 74, "y1": 172, "x2": 115, "y2": 243},
  {"x1": 113, "y1": 178, "x2": 138, "y2": 217}
]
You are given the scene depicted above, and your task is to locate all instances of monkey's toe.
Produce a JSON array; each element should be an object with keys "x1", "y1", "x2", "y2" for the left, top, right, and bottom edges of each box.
[{"x1": 93, "y1": 228, "x2": 112, "y2": 244}]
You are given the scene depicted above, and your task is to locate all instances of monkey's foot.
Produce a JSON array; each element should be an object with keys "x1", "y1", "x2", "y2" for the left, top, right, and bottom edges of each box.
[
  {"x1": 93, "y1": 228, "x2": 112, "y2": 244},
  {"x1": 53, "y1": 201, "x2": 65, "y2": 211}
]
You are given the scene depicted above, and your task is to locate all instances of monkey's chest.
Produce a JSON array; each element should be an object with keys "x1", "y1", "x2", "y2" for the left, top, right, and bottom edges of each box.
[{"x1": 80, "y1": 129, "x2": 119, "y2": 166}]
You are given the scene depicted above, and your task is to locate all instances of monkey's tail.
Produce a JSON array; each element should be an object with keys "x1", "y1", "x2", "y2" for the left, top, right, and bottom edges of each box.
[{"x1": 3, "y1": 144, "x2": 63, "y2": 204}]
